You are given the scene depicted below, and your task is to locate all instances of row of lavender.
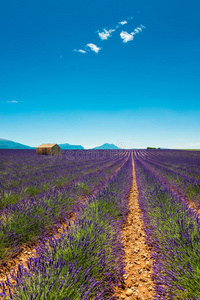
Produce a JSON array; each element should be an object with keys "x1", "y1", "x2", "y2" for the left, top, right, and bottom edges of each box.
[
  {"x1": 134, "y1": 151, "x2": 200, "y2": 299},
  {"x1": 1, "y1": 156, "x2": 133, "y2": 299},
  {"x1": 0, "y1": 149, "x2": 127, "y2": 209},
  {"x1": 136, "y1": 150, "x2": 200, "y2": 209},
  {"x1": 0, "y1": 150, "x2": 128, "y2": 265}
]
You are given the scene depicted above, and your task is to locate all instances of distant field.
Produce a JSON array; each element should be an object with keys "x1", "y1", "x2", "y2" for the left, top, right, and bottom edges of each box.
[{"x1": 179, "y1": 149, "x2": 200, "y2": 151}]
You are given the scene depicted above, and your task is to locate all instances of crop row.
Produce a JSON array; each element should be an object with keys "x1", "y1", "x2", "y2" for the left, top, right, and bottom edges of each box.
[
  {"x1": 136, "y1": 150, "x2": 200, "y2": 209},
  {"x1": 0, "y1": 150, "x2": 128, "y2": 209},
  {"x1": 0, "y1": 150, "x2": 128, "y2": 265},
  {"x1": 134, "y1": 152, "x2": 200, "y2": 299},
  {"x1": 1, "y1": 155, "x2": 133, "y2": 299}
]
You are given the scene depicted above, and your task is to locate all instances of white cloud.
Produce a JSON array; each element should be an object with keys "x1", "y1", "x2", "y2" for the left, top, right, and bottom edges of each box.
[
  {"x1": 134, "y1": 27, "x2": 142, "y2": 34},
  {"x1": 98, "y1": 29, "x2": 115, "y2": 40},
  {"x1": 120, "y1": 31, "x2": 134, "y2": 43},
  {"x1": 87, "y1": 43, "x2": 101, "y2": 53},
  {"x1": 74, "y1": 20, "x2": 145, "y2": 54},
  {"x1": 119, "y1": 20, "x2": 128, "y2": 25},
  {"x1": 120, "y1": 25, "x2": 145, "y2": 43},
  {"x1": 73, "y1": 49, "x2": 86, "y2": 53},
  {"x1": 6, "y1": 100, "x2": 18, "y2": 103}
]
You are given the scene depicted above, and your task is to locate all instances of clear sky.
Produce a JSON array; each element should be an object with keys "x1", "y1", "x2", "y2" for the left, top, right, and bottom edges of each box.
[{"x1": 0, "y1": 0, "x2": 200, "y2": 149}]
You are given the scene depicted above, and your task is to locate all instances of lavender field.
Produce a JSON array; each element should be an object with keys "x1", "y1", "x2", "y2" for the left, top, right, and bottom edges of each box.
[
  {"x1": 0, "y1": 149, "x2": 200, "y2": 299},
  {"x1": 133, "y1": 150, "x2": 200, "y2": 299}
]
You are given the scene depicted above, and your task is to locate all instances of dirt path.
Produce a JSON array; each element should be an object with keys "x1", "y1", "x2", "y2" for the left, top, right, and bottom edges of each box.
[{"x1": 115, "y1": 154, "x2": 154, "y2": 299}]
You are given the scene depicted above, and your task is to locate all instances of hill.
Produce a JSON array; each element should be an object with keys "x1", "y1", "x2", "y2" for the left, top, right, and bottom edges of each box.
[
  {"x1": 92, "y1": 143, "x2": 120, "y2": 150},
  {"x1": 0, "y1": 139, "x2": 33, "y2": 149}
]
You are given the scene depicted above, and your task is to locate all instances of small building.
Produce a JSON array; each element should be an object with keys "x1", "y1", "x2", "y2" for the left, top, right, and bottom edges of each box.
[{"x1": 36, "y1": 143, "x2": 61, "y2": 155}]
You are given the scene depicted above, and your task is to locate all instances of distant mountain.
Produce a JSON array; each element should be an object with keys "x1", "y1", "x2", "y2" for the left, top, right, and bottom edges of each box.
[
  {"x1": 0, "y1": 138, "x2": 33, "y2": 149},
  {"x1": 0, "y1": 139, "x2": 85, "y2": 150},
  {"x1": 92, "y1": 143, "x2": 120, "y2": 150},
  {"x1": 0, "y1": 139, "x2": 121, "y2": 150},
  {"x1": 58, "y1": 143, "x2": 84, "y2": 150}
]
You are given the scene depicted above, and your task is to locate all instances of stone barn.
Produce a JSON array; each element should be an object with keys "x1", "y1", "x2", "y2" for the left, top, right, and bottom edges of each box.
[{"x1": 36, "y1": 144, "x2": 61, "y2": 155}]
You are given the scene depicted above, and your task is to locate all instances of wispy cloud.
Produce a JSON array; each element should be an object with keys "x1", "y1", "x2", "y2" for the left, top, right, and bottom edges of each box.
[
  {"x1": 133, "y1": 28, "x2": 141, "y2": 34},
  {"x1": 98, "y1": 29, "x2": 115, "y2": 40},
  {"x1": 133, "y1": 26, "x2": 145, "y2": 34},
  {"x1": 120, "y1": 31, "x2": 134, "y2": 43},
  {"x1": 118, "y1": 20, "x2": 127, "y2": 25},
  {"x1": 73, "y1": 49, "x2": 86, "y2": 53},
  {"x1": 120, "y1": 25, "x2": 145, "y2": 43},
  {"x1": 74, "y1": 19, "x2": 145, "y2": 53},
  {"x1": 86, "y1": 43, "x2": 101, "y2": 53},
  {"x1": 6, "y1": 100, "x2": 19, "y2": 103}
]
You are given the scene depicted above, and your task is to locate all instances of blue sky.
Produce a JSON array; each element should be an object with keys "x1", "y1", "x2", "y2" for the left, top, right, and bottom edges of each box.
[{"x1": 0, "y1": 0, "x2": 200, "y2": 148}]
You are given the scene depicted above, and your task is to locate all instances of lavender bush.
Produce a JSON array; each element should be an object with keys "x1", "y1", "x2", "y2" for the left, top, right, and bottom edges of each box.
[
  {"x1": 1, "y1": 156, "x2": 132, "y2": 299},
  {"x1": 136, "y1": 150, "x2": 200, "y2": 208},
  {"x1": 0, "y1": 150, "x2": 128, "y2": 265},
  {"x1": 0, "y1": 150, "x2": 125, "y2": 209},
  {"x1": 134, "y1": 152, "x2": 200, "y2": 299}
]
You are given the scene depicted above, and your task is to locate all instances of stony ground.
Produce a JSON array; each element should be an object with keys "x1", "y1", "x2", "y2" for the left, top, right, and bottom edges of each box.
[{"x1": 115, "y1": 157, "x2": 154, "y2": 299}]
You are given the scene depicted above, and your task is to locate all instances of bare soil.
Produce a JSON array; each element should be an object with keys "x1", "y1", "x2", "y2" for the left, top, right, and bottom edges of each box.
[{"x1": 115, "y1": 156, "x2": 154, "y2": 300}]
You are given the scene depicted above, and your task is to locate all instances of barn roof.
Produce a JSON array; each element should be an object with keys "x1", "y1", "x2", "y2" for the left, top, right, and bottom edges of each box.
[{"x1": 37, "y1": 143, "x2": 58, "y2": 148}]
